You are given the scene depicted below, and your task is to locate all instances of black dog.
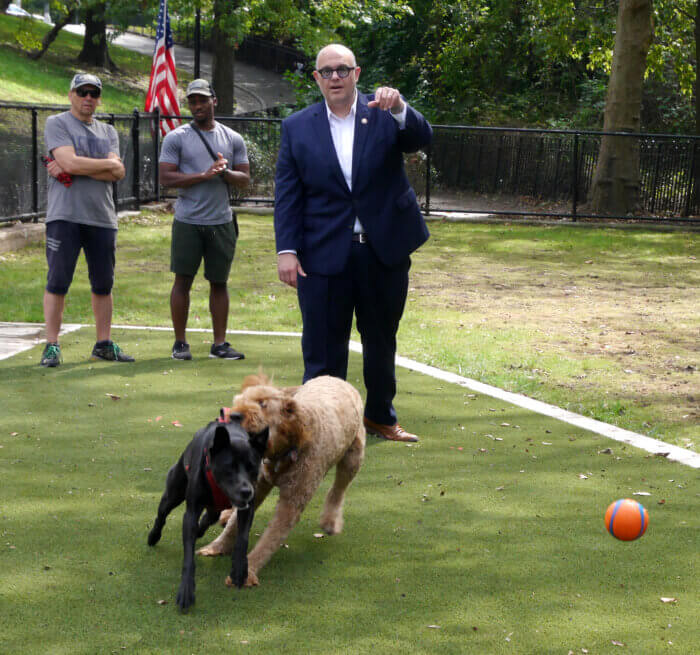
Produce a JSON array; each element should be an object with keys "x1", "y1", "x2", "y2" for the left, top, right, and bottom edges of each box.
[{"x1": 147, "y1": 409, "x2": 268, "y2": 610}]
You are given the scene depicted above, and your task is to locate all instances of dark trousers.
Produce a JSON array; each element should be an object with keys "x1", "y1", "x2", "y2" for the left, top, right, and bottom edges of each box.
[{"x1": 297, "y1": 241, "x2": 410, "y2": 425}]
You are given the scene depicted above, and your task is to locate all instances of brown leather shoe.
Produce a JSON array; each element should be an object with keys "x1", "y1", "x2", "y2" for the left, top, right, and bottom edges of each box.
[{"x1": 363, "y1": 417, "x2": 419, "y2": 442}]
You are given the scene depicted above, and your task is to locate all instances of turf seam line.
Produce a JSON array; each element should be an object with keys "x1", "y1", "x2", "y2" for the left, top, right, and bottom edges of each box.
[{"x1": 6, "y1": 322, "x2": 698, "y2": 468}]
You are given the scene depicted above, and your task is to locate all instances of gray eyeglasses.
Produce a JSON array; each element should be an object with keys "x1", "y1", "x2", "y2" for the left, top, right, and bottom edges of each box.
[{"x1": 317, "y1": 66, "x2": 355, "y2": 79}]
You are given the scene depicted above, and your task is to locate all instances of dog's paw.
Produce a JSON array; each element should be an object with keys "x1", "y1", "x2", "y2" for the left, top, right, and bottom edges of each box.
[
  {"x1": 218, "y1": 508, "x2": 234, "y2": 526},
  {"x1": 319, "y1": 512, "x2": 344, "y2": 535},
  {"x1": 229, "y1": 562, "x2": 248, "y2": 588},
  {"x1": 196, "y1": 542, "x2": 229, "y2": 557},
  {"x1": 147, "y1": 527, "x2": 162, "y2": 546},
  {"x1": 176, "y1": 579, "x2": 195, "y2": 611},
  {"x1": 244, "y1": 571, "x2": 259, "y2": 587}
]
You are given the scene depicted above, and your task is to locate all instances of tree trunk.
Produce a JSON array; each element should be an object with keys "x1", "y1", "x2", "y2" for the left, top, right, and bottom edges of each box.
[
  {"x1": 78, "y1": 4, "x2": 117, "y2": 71},
  {"x1": 690, "y1": 0, "x2": 700, "y2": 214},
  {"x1": 211, "y1": 0, "x2": 235, "y2": 115},
  {"x1": 589, "y1": 0, "x2": 653, "y2": 215},
  {"x1": 27, "y1": 6, "x2": 77, "y2": 60},
  {"x1": 696, "y1": 0, "x2": 700, "y2": 136}
]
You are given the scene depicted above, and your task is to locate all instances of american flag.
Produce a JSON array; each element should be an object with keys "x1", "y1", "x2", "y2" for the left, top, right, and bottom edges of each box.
[{"x1": 145, "y1": 0, "x2": 180, "y2": 134}]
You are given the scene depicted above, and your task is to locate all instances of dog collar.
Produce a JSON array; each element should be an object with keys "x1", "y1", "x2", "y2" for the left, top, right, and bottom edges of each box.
[
  {"x1": 217, "y1": 407, "x2": 234, "y2": 423},
  {"x1": 204, "y1": 449, "x2": 232, "y2": 512}
]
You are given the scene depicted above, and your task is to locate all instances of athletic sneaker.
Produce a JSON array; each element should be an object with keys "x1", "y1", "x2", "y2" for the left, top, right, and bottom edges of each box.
[
  {"x1": 90, "y1": 341, "x2": 135, "y2": 362},
  {"x1": 39, "y1": 342, "x2": 61, "y2": 367},
  {"x1": 172, "y1": 340, "x2": 192, "y2": 360},
  {"x1": 209, "y1": 342, "x2": 245, "y2": 360}
]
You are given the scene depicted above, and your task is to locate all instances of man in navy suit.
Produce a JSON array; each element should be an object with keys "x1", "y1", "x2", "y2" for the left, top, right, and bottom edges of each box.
[{"x1": 274, "y1": 44, "x2": 432, "y2": 442}]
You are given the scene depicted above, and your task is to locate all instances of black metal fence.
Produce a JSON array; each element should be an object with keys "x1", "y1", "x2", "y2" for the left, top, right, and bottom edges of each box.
[{"x1": 1, "y1": 102, "x2": 699, "y2": 224}]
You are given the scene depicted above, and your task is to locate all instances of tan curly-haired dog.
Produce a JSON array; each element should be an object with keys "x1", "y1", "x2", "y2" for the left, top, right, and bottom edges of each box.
[{"x1": 197, "y1": 373, "x2": 366, "y2": 587}]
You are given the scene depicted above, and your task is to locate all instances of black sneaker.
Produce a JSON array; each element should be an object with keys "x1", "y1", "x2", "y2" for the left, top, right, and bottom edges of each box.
[
  {"x1": 39, "y1": 342, "x2": 61, "y2": 367},
  {"x1": 209, "y1": 342, "x2": 245, "y2": 360},
  {"x1": 90, "y1": 341, "x2": 135, "y2": 362},
  {"x1": 172, "y1": 340, "x2": 192, "y2": 360}
]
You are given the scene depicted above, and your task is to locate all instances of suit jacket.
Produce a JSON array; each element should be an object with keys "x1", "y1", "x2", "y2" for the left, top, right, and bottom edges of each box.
[{"x1": 274, "y1": 92, "x2": 432, "y2": 274}]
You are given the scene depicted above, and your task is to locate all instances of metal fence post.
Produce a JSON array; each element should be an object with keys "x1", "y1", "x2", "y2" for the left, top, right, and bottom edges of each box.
[
  {"x1": 572, "y1": 132, "x2": 579, "y2": 221},
  {"x1": 154, "y1": 107, "x2": 161, "y2": 202},
  {"x1": 31, "y1": 108, "x2": 39, "y2": 218},
  {"x1": 425, "y1": 142, "x2": 431, "y2": 215},
  {"x1": 684, "y1": 140, "x2": 697, "y2": 217},
  {"x1": 131, "y1": 109, "x2": 141, "y2": 209}
]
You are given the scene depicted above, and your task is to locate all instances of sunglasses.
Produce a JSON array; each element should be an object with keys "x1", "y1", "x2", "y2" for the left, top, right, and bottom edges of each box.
[
  {"x1": 75, "y1": 87, "x2": 101, "y2": 98},
  {"x1": 317, "y1": 66, "x2": 355, "y2": 80}
]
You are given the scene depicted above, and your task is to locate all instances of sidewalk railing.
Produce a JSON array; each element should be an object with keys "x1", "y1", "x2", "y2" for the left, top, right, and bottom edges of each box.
[{"x1": 1, "y1": 102, "x2": 698, "y2": 225}]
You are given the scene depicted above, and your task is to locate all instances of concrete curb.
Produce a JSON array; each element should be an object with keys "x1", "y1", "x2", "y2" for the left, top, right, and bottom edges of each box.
[{"x1": 0, "y1": 223, "x2": 44, "y2": 254}]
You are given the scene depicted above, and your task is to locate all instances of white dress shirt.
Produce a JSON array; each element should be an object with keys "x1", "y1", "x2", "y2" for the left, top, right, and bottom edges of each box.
[{"x1": 278, "y1": 92, "x2": 408, "y2": 253}]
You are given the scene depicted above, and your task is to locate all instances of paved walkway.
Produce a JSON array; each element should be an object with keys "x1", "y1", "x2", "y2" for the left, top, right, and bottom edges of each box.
[{"x1": 63, "y1": 25, "x2": 295, "y2": 113}]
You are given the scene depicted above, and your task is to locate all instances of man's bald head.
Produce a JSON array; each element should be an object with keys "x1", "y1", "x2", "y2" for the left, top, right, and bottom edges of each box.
[{"x1": 315, "y1": 44, "x2": 357, "y2": 70}]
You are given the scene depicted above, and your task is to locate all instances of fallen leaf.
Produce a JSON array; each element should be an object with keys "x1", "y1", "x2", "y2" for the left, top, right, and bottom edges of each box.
[
  {"x1": 143, "y1": 467, "x2": 152, "y2": 472},
  {"x1": 633, "y1": 491, "x2": 651, "y2": 496},
  {"x1": 501, "y1": 422, "x2": 510, "y2": 427},
  {"x1": 658, "y1": 499, "x2": 666, "y2": 505},
  {"x1": 172, "y1": 421, "x2": 183, "y2": 428},
  {"x1": 660, "y1": 597, "x2": 678, "y2": 604},
  {"x1": 542, "y1": 441, "x2": 552, "y2": 445},
  {"x1": 599, "y1": 447, "x2": 613, "y2": 455},
  {"x1": 578, "y1": 474, "x2": 588, "y2": 479},
  {"x1": 105, "y1": 393, "x2": 121, "y2": 401},
  {"x1": 157, "y1": 599, "x2": 168, "y2": 605},
  {"x1": 10, "y1": 432, "x2": 18, "y2": 436},
  {"x1": 611, "y1": 640, "x2": 625, "y2": 647},
  {"x1": 313, "y1": 533, "x2": 325, "y2": 538},
  {"x1": 496, "y1": 486, "x2": 505, "y2": 491},
  {"x1": 427, "y1": 625, "x2": 441, "y2": 629}
]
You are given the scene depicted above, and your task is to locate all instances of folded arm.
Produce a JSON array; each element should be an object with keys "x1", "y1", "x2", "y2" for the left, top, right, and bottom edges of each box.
[{"x1": 51, "y1": 146, "x2": 125, "y2": 181}]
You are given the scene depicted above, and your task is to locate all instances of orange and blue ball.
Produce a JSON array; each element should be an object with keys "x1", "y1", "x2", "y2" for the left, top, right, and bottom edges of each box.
[{"x1": 605, "y1": 498, "x2": 649, "y2": 541}]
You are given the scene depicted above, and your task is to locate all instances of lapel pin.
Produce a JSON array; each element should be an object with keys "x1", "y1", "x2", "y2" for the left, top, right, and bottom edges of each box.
[{"x1": 361, "y1": 117, "x2": 368, "y2": 125}]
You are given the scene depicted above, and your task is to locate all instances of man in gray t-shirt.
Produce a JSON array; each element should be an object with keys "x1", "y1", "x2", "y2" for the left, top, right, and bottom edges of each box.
[
  {"x1": 39, "y1": 73, "x2": 134, "y2": 368},
  {"x1": 159, "y1": 79, "x2": 250, "y2": 361}
]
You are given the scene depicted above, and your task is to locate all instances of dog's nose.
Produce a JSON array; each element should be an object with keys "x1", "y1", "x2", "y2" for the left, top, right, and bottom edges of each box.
[{"x1": 237, "y1": 483, "x2": 254, "y2": 504}]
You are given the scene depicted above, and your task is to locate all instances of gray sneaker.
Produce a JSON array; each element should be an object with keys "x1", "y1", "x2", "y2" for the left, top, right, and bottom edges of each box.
[
  {"x1": 209, "y1": 342, "x2": 245, "y2": 360},
  {"x1": 40, "y1": 342, "x2": 61, "y2": 367},
  {"x1": 172, "y1": 340, "x2": 192, "y2": 360},
  {"x1": 90, "y1": 341, "x2": 135, "y2": 362}
]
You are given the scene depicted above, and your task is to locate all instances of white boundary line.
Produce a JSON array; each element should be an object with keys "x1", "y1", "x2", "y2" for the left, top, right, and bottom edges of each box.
[{"x1": 7, "y1": 323, "x2": 699, "y2": 468}]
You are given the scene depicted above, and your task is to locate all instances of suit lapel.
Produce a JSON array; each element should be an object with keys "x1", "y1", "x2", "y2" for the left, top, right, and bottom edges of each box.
[
  {"x1": 351, "y1": 93, "x2": 371, "y2": 191},
  {"x1": 313, "y1": 104, "x2": 350, "y2": 193}
]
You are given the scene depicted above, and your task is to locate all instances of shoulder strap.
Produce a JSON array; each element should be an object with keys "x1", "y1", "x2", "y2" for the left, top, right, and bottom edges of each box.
[
  {"x1": 190, "y1": 121, "x2": 220, "y2": 162},
  {"x1": 190, "y1": 122, "x2": 239, "y2": 236}
]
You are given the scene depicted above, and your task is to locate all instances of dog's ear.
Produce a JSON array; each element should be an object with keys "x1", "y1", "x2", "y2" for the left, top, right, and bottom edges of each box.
[
  {"x1": 279, "y1": 397, "x2": 311, "y2": 449},
  {"x1": 249, "y1": 426, "x2": 269, "y2": 457},
  {"x1": 211, "y1": 425, "x2": 231, "y2": 455}
]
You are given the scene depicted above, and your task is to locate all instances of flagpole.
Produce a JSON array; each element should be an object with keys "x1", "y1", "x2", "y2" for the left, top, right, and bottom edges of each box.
[{"x1": 194, "y1": 7, "x2": 201, "y2": 78}]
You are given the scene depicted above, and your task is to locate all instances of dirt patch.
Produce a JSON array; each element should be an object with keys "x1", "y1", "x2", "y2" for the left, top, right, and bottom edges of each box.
[{"x1": 409, "y1": 228, "x2": 699, "y2": 449}]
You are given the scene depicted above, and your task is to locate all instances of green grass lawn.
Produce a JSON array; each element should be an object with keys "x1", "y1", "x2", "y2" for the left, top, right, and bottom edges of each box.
[
  {"x1": 1, "y1": 211, "x2": 697, "y2": 452},
  {"x1": 1, "y1": 327, "x2": 698, "y2": 654},
  {"x1": 0, "y1": 14, "x2": 190, "y2": 112}
]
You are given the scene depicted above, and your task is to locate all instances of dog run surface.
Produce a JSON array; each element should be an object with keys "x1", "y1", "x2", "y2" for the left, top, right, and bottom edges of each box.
[
  {"x1": 2, "y1": 324, "x2": 699, "y2": 654},
  {"x1": 2, "y1": 321, "x2": 698, "y2": 469}
]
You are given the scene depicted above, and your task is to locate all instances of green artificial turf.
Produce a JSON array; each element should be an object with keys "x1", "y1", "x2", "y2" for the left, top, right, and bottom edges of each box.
[{"x1": 1, "y1": 328, "x2": 698, "y2": 654}]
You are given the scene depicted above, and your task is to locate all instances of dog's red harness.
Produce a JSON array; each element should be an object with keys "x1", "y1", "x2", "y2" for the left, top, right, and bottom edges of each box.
[{"x1": 203, "y1": 408, "x2": 235, "y2": 512}]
